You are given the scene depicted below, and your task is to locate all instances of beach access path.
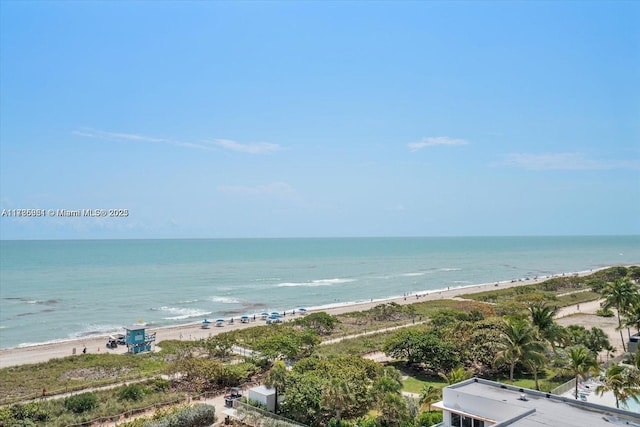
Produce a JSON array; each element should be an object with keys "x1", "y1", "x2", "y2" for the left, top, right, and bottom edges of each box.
[{"x1": 0, "y1": 270, "x2": 601, "y2": 369}]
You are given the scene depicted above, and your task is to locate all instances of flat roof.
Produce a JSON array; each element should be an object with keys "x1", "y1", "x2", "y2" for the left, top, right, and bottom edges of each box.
[
  {"x1": 125, "y1": 325, "x2": 146, "y2": 330},
  {"x1": 434, "y1": 379, "x2": 640, "y2": 427}
]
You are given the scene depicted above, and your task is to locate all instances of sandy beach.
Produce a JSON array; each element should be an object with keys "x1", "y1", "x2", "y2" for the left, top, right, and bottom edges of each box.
[{"x1": 0, "y1": 270, "x2": 612, "y2": 369}]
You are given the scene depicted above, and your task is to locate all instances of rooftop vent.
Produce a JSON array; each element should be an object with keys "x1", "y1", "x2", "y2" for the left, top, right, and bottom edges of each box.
[{"x1": 519, "y1": 393, "x2": 528, "y2": 401}]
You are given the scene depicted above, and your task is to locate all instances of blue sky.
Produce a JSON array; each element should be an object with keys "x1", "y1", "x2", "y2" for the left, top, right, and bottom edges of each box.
[{"x1": 1, "y1": 1, "x2": 638, "y2": 239}]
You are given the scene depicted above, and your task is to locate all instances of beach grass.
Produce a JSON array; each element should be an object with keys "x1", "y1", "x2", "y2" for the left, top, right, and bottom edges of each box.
[
  {"x1": 0, "y1": 379, "x2": 187, "y2": 427},
  {"x1": 0, "y1": 353, "x2": 168, "y2": 404}
]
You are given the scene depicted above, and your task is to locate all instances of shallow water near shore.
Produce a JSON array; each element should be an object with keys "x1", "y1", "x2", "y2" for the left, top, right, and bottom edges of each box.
[{"x1": 1, "y1": 236, "x2": 638, "y2": 349}]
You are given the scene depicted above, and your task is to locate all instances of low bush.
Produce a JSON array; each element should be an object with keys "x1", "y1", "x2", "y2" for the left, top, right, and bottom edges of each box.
[
  {"x1": 119, "y1": 383, "x2": 147, "y2": 401},
  {"x1": 596, "y1": 308, "x2": 614, "y2": 317},
  {"x1": 142, "y1": 404, "x2": 215, "y2": 427},
  {"x1": 64, "y1": 392, "x2": 98, "y2": 414}
]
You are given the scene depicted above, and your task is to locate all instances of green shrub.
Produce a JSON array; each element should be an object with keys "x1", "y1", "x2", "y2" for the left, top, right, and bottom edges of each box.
[
  {"x1": 119, "y1": 384, "x2": 147, "y2": 401},
  {"x1": 64, "y1": 392, "x2": 98, "y2": 414},
  {"x1": 143, "y1": 404, "x2": 215, "y2": 427},
  {"x1": 415, "y1": 411, "x2": 444, "y2": 426},
  {"x1": 9, "y1": 402, "x2": 50, "y2": 421},
  {"x1": 596, "y1": 308, "x2": 614, "y2": 317},
  {"x1": 150, "y1": 377, "x2": 171, "y2": 392}
]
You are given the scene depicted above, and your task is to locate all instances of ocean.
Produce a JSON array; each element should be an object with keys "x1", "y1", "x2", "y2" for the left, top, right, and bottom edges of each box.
[{"x1": 0, "y1": 236, "x2": 638, "y2": 350}]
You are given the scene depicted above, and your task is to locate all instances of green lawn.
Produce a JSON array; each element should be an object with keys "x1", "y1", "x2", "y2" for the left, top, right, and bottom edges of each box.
[{"x1": 399, "y1": 366, "x2": 568, "y2": 395}]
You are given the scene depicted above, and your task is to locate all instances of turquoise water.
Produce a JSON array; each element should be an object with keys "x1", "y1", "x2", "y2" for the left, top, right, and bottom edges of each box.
[
  {"x1": 622, "y1": 396, "x2": 640, "y2": 413},
  {"x1": 1, "y1": 236, "x2": 639, "y2": 349}
]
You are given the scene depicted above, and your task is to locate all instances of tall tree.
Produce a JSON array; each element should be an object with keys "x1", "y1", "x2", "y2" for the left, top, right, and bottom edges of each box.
[
  {"x1": 601, "y1": 279, "x2": 640, "y2": 352},
  {"x1": 494, "y1": 318, "x2": 546, "y2": 381},
  {"x1": 419, "y1": 385, "x2": 442, "y2": 412},
  {"x1": 567, "y1": 346, "x2": 599, "y2": 400},
  {"x1": 377, "y1": 392, "x2": 410, "y2": 427},
  {"x1": 622, "y1": 299, "x2": 640, "y2": 335},
  {"x1": 528, "y1": 302, "x2": 566, "y2": 350},
  {"x1": 596, "y1": 364, "x2": 640, "y2": 409},
  {"x1": 264, "y1": 360, "x2": 288, "y2": 413},
  {"x1": 524, "y1": 349, "x2": 547, "y2": 391},
  {"x1": 321, "y1": 378, "x2": 353, "y2": 423}
]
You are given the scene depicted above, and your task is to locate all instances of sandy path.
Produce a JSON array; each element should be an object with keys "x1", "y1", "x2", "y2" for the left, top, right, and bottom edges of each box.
[{"x1": 556, "y1": 299, "x2": 628, "y2": 358}]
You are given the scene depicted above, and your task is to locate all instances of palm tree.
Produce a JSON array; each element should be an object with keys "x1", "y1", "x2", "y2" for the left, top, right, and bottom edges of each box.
[
  {"x1": 567, "y1": 346, "x2": 599, "y2": 400},
  {"x1": 601, "y1": 279, "x2": 640, "y2": 352},
  {"x1": 438, "y1": 366, "x2": 473, "y2": 385},
  {"x1": 596, "y1": 364, "x2": 634, "y2": 409},
  {"x1": 321, "y1": 378, "x2": 353, "y2": 422},
  {"x1": 528, "y1": 302, "x2": 566, "y2": 350},
  {"x1": 264, "y1": 360, "x2": 288, "y2": 413},
  {"x1": 494, "y1": 318, "x2": 547, "y2": 381},
  {"x1": 622, "y1": 299, "x2": 640, "y2": 335},
  {"x1": 419, "y1": 384, "x2": 442, "y2": 412},
  {"x1": 524, "y1": 350, "x2": 547, "y2": 391},
  {"x1": 377, "y1": 392, "x2": 410, "y2": 426}
]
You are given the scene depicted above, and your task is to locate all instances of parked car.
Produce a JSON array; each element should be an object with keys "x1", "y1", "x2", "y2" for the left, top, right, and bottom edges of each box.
[{"x1": 224, "y1": 387, "x2": 242, "y2": 408}]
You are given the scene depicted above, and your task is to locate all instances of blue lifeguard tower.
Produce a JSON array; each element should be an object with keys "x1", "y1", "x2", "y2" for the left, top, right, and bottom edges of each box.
[{"x1": 125, "y1": 325, "x2": 156, "y2": 354}]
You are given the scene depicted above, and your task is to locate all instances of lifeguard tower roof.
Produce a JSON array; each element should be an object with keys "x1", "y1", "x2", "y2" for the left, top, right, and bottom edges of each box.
[{"x1": 125, "y1": 325, "x2": 146, "y2": 331}]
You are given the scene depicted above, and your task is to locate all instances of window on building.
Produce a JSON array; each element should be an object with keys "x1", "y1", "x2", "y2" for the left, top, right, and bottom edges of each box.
[
  {"x1": 451, "y1": 413, "x2": 461, "y2": 426},
  {"x1": 449, "y1": 413, "x2": 484, "y2": 427}
]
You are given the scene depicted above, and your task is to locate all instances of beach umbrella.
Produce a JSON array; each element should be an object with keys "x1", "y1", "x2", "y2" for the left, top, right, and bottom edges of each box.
[
  {"x1": 271, "y1": 311, "x2": 280, "y2": 316},
  {"x1": 216, "y1": 318, "x2": 225, "y2": 322},
  {"x1": 202, "y1": 319, "x2": 211, "y2": 324},
  {"x1": 298, "y1": 308, "x2": 307, "y2": 312},
  {"x1": 241, "y1": 315, "x2": 249, "y2": 319}
]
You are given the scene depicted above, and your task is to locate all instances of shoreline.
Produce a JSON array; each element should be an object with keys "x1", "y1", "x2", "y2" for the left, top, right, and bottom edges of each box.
[{"x1": 0, "y1": 268, "x2": 605, "y2": 368}]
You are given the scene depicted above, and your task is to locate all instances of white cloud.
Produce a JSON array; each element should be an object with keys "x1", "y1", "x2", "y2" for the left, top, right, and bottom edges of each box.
[
  {"x1": 408, "y1": 136, "x2": 469, "y2": 152},
  {"x1": 73, "y1": 128, "x2": 280, "y2": 154},
  {"x1": 212, "y1": 139, "x2": 281, "y2": 154},
  {"x1": 498, "y1": 152, "x2": 640, "y2": 171},
  {"x1": 72, "y1": 129, "x2": 168, "y2": 144}
]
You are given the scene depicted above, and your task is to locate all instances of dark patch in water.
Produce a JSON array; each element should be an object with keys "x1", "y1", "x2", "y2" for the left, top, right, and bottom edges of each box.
[
  {"x1": 16, "y1": 312, "x2": 36, "y2": 317},
  {"x1": 243, "y1": 302, "x2": 267, "y2": 310},
  {"x1": 221, "y1": 308, "x2": 246, "y2": 316}
]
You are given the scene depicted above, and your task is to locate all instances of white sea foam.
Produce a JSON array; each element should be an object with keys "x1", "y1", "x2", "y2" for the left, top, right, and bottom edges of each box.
[
  {"x1": 440, "y1": 268, "x2": 462, "y2": 272},
  {"x1": 210, "y1": 296, "x2": 241, "y2": 304},
  {"x1": 401, "y1": 272, "x2": 426, "y2": 277},
  {"x1": 159, "y1": 306, "x2": 212, "y2": 320},
  {"x1": 66, "y1": 324, "x2": 126, "y2": 341},
  {"x1": 276, "y1": 278, "x2": 355, "y2": 287}
]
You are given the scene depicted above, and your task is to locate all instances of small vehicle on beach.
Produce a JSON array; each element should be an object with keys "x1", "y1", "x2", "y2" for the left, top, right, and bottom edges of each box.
[
  {"x1": 224, "y1": 387, "x2": 242, "y2": 407},
  {"x1": 106, "y1": 338, "x2": 118, "y2": 349}
]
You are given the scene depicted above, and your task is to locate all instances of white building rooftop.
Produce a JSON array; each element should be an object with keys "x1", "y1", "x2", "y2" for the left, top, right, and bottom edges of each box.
[{"x1": 433, "y1": 378, "x2": 639, "y2": 427}]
